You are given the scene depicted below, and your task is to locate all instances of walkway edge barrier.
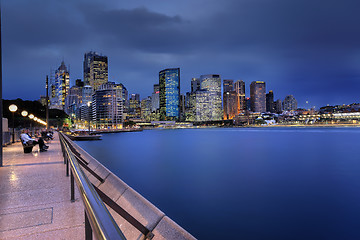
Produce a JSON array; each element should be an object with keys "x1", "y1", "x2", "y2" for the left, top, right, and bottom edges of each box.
[{"x1": 59, "y1": 132, "x2": 127, "y2": 240}]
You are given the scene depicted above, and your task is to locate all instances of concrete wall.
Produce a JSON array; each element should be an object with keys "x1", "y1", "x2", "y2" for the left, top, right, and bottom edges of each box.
[{"x1": 71, "y1": 140, "x2": 196, "y2": 240}]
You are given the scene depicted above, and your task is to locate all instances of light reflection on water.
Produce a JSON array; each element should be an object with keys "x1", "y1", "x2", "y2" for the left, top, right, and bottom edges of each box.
[{"x1": 76, "y1": 127, "x2": 360, "y2": 240}]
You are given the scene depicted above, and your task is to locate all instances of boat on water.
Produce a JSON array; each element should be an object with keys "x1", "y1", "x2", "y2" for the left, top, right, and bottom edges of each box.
[{"x1": 64, "y1": 130, "x2": 102, "y2": 141}]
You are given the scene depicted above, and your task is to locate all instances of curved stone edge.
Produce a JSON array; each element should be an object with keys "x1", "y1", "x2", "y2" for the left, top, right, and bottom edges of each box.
[{"x1": 70, "y1": 140, "x2": 197, "y2": 240}]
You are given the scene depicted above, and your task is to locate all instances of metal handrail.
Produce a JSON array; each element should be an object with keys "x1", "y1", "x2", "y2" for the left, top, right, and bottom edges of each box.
[{"x1": 59, "y1": 132, "x2": 126, "y2": 240}]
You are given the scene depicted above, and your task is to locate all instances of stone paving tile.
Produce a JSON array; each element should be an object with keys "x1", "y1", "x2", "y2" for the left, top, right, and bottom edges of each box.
[{"x1": 0, "y1": 133, "x2": 85, "y2": 239}]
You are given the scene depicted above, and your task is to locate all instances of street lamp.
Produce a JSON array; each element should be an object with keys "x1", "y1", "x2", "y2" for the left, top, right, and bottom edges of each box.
[
  {"x1": 29, "y1": 114, "x2": 34, "y2": 119},
  {"x1": 9, "y1": 104, "x2": 17, "y2": 143},
  {"x1": 87, "y1": 101, "x2": 92, "y2": 134},
  {"x1": 21, "y1": 110, "x2": 28, "y2": 117}
]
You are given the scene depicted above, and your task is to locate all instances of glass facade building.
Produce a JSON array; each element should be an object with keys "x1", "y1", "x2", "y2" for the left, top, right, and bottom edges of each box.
[
  {"x1": 90, "y1": 55, "x2": 108, "y2": 91},
  {"x1": 234, "y1": 80, "x2": 246, "y2": 113},
  {"x1": 50, "y1": 61, "x2": 70, "y2": 110},
  {"x1": 92, "y1": 82, "x2": 124, "y2": 128},
  {"x1": 283, "y1": 95, "x2": 298, "y2": 111},
  {"x1": 250, "y1": 81, "x2": 266, "y2": 113},
  {"x1": 159, "y1": 68, "x2": 180, "y2": 121}
]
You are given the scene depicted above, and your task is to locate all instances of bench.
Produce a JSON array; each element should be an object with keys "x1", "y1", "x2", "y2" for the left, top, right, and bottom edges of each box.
[{"x1": 21, "y1": 140, "x2": 35, "y2": 153}]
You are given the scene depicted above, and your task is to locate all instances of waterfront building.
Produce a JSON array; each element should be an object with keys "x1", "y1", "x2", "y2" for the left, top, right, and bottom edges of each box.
[
  {"x1": 283, "y1": 95, "x2": 298, "y2": 111},
  {"x1": 89, "y1": 54, "x2": 108, "y2": 91},
  {"x1": 223, "y1": 79, "x2": 237, "y2": 120},
  {"x1": 191, "y1": 78, "x2": 201, "y2": 93},
  {"x1": 223, "y1": 91, "x2": 238, "y2": 120},
  {"x1": 180, "y1": 94, "x2": 186, "y2": 121},
  {"x1": 64, "y1": 85, "x2": 82, "y2": 116},
  {"x1": 193, "y1": 74, "x2": 222, "y2": 121},
  {"x1": 234, "y1": 80, "x2": 246, "y2": 113},
  {"x1": 82, "y1": 85, "x2": 93, "y2": 106},
  {"x1": 128, "y1": 93, "x2": 141, "y2": 120},
  {"x1": 50, "y1": 61, "x2": 70, "y2": 110},
  {"x1": 274, "y1": 99, "x2": 282, "y2": 113},
  {"x1": 185, "y1": 92, "x2": 196, "y2": 122},
  {"x1": 83, "y1": 51, "x2": 98, "y2": 86},
  {"x1": 223, "y1": 79, "x2": 234, "y2": 92},
  {"x1": 266, "y1": 90, "x2": 275, "y2": 113},
  {"x1": 250, "y1": 81, "x2": 266, "y2": 113},
  {"x1": 141, "y1": 97, "x2": 152, "y2": 122},
  {"x1": 159, "y1": 68, "x2": 180, "y2": 121},
  {"x1": 92, "y1": 82, "x2": 124, "y2": 128},
  {"x1": 151, "y1": 84, "x2": 160, "y2": 112}
]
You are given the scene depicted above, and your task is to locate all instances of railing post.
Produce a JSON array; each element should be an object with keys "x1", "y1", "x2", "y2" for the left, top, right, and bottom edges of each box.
[
  {"x1": 66, "y1": 154, "x2": 70, "y2": 177},
  {"x1": 85, "y1": 210, "x2": 93, "y2": 240},
  {"x1": 71, "y1": 170, "x2": 75, "y2": 202}
]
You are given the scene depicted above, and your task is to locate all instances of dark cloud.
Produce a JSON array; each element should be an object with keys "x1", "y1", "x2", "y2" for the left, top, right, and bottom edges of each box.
[{"x1": 2, "y1": 0, "x2": 360, "y2": 108}]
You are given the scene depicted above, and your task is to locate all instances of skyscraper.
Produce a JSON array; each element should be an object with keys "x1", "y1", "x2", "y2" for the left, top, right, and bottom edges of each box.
[
  {"x1": 159, "y1": 68, "x2": 180, "y2": 121},
  {"x1": 129, "y1": 93, "x2": 141, "y2": 120},
  {"x1": 274, "y1": 99, "x2": 282, "y2": 113},
  {"x1": 223, "y1": 79, "x2": 237, "y2": 120},
  {"x1": 266, "y1": 90, "x2": 274, "y2": 113},
  {"x1": 194, "y1": 74, "x2": 222, "y2": 121},
  {"x1": 250, "y1": 81, "x2": 266, "y2": 113},
  {"x1": 83, "y1": 51, "x2": 98, "y2": 86},
  {"x1": 282, "y1": 95, "x2": 298, "y2": 111},
  {"x1": 234, "y1": 80, "x2": 245, "y2": 113},
  {"x1": 191, "y1": 78, "x2": 201, "y2": 92},
  {"x1": 151, "y1": 84, "x2": 160, "y2": 112},
  {"x1": 223, "y1": 79, "x2": 234, "y2": 92},
  {"x1": 92, "y1": 82, "x2": 124, "y2": 128},
  {"x1": 50, "y1": 61, "x2": 70, "y2": 110},
  {"x1": 89, "y1": 55, "x2": 108, "y2": 91},
  {"x1": 141, "y1": 97, "x2": 152, "y2": 122}
]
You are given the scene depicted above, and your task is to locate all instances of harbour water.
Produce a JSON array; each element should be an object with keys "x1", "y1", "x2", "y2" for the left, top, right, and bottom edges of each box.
[{"x1": 76, "y1": 127, "x2": 360, "y2": 239}]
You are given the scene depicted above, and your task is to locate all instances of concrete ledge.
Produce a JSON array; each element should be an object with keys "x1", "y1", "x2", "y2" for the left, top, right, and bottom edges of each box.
[
  {"x1": 71, "y1": 140, "x2": 196, "y2": 240},
  {"x1": 153, "y1": 216, "x2": 195, "y2": 240}
]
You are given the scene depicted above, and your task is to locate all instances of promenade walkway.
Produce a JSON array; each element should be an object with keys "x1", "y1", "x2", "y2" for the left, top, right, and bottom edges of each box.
[{"x1": 0, "y1": 133, "x2": 85, "y2": 239}]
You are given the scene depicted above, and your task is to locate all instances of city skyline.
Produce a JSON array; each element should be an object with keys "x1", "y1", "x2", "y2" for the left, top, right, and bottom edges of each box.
[{"x1": 2, "y1": 0, "x2": 360, "y2": 108}]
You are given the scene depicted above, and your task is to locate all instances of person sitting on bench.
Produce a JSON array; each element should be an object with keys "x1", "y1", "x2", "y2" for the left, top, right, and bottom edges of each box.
[{"x1": 20, "y1": 129, "x2": 49, "y2": 152}]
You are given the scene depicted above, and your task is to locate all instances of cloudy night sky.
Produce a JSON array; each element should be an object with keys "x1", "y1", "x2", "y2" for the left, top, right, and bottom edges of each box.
[{"x1": 2, "y1": 0, "x2": 360, "y2": 109}]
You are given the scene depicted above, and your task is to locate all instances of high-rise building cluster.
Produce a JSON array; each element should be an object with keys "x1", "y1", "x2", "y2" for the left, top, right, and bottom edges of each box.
[{"x1": 48, "y1": 52, "x2": 298, "y2": 128}]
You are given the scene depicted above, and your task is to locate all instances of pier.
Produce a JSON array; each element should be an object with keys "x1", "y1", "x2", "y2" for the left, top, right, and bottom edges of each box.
[{"x1": 0, "y1": 132, "x2": 195, "y2": 239}]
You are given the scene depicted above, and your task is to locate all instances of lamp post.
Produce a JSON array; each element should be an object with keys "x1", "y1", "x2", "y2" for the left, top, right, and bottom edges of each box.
[
  {"x1": 9, "y1": 104, "x2": 17, "y2": 143},
  {"x1": 21, "y1": 110, "x2": 28, "y2": 117},
  {"x1": 87, "y1": 101, "x2": 92, "y2": 134}
]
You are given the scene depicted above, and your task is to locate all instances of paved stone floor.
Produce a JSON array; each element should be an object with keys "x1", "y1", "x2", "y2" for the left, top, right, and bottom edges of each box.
[{"x1": 0, "y1": 133, "x2": 85, "y2": 239}]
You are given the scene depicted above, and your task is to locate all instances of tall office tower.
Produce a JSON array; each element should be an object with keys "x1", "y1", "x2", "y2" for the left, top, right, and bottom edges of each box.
[
  {"x1": 159, "y1": 68, "x2": 180, "y2": 121},
  {"x1": 64, "y1": 85, "x2": 82, "y2": 116},
  {"x1": 266, "y1": 90, "x2": 275, "y2": 113},
  {"x1": 92, "y1": 82, "x2": 124, "y2": 128},
  {"x1": 234, "y1": 80, "x2": 245, "y2": 113},
  {"x1": 223, "y1": 91, "x2": 238, "y2": 120},
  {"x1": 250, "y1": 81, "x2": 266, "y2": 113},
  {"x1": 89, "y1": 55, "x2": 108, "y2": 91},
  {"x1": 129, "y1": 93, "x2": 141, "y2": 120},
  {"x1": 179, "y1": 94, "x2": 186, "y2": 121},
  {"x1": 193, "y1": 74, "x2": 222, "y2": 121},
  {"x1": 151, "y1": 84, "x2": 160, "y2": 112},
  {"x1": 274, "y1": 99, "x2": 282, "y2": 113},
  {"x1": 282, "y1": 95, "x2": 298, "y2": 111},
  {"x1": 83, "y1": 51, "x2": 98, "y2": 86},
  {"x1": 120, "y1": 83, "x2": 129, "y2": 119},
  {"x1": 223, "y1": 79, "x2": 234, "y2": 92},
  {"x1": 50, "y1": 61, "x2": 70, "y2": 110},
  {"x1": 184, "y1": 92, "x2": 195, "y2": 122},
  {"x1": 82, "y1": 85, "x2": 93, "y2": 106},
  {"x1": 223, "y1": 79, "x2": 237, "y2": 120},
  {"x1": 191, "y1": 78, "x2": 201, "y2": 93},
  {"x1": 141, "y1": 97, "x2": 152, "y2": 122}
]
